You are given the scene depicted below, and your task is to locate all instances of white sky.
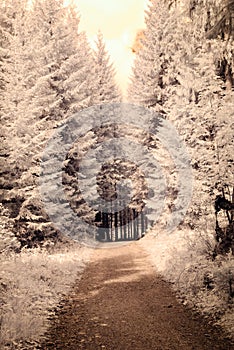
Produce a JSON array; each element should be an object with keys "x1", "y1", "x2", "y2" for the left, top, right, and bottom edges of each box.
[{"x1": 72, "y1": 0, "x2": 148, "y2": 95}]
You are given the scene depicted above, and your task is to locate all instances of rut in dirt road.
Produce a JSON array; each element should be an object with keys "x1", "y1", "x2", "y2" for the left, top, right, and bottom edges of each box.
[{"x1": 40, "y1": 242, "x2": 234, "y2": 350}]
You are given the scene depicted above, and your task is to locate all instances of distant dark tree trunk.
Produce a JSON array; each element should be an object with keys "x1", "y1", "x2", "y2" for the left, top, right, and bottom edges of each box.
[
  {"x1": 114, "y1": 210, "x2": 118, "y2": 240},
  {"x1": 123, "y1": 208, "x2": 127, "y2": 240},
  {"x1": 141, "y1": 211, "x2": 145, "y2": 235},
  {"x1": 214, "y1": 187, "x2": 234, "y2": 257}
]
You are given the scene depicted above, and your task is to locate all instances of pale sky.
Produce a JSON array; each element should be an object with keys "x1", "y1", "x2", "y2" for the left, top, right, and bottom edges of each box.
[{"x1": 72, "y1": 0, "x2": 148, "y2": 95}]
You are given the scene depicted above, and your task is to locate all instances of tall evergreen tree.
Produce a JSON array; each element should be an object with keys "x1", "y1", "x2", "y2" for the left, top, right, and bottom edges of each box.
[
  {"x1": 0, "y1": 0, "x2": 34, "y2": 187},
  {"x1": 17, "y1": 0, "x2": 99, "y2": 246},
  {"x1": 61, "y1": 30, "x2": 96, "y2": 113},
  {"x1": 92, "y1": 31, "x2": 121, "y2": 104},
  {"x1": 0, "y1": 0, "x2": 102, "y2": 247},
  {"x1": 0, "y1": 0, "x2": 37, "y2": 247},
  {"x1": 128, "y1": 0, "x2": 234, "y2": 234},
  {"x1": 128, "y1": 0, "x2": 169, "y2": 107}
]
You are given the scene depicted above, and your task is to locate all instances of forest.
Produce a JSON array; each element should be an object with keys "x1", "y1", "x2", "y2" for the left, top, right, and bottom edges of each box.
[{"x1": 0, "y1": 0, "x2": 233, "y2": 348}]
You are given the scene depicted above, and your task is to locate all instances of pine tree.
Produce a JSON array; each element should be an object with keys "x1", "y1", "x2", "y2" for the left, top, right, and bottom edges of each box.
[
  {"x1": 0, "y1": 0, "x2": 37, "y2": 248},
  {"x1": 0, "y1": 0, "x2": 101, "y2": 247},
  {"x1": 164, "y1": 1, "x2": 234, "y2": 230},
  {"x1": 61, "y1": 30, "x2": 96, "y2": 113},
  {"x1": 16, "y1": 0, "x2": 99, "y2": 246},
  {"x1": 128, "y1": 0, "x2": 234, "y2": 235},
  {"x1": 92, "y1": 31, "x2": 121, "y2": 104},
  {"x1": 0, "y1": 0, "x2": 34, "y2": 189},
  {"x1": 29, "y1": 1, "x2": 97, "y2": 127},
  {"x1": 128, "y1": 0, "x2": 169, "y2": 107}
]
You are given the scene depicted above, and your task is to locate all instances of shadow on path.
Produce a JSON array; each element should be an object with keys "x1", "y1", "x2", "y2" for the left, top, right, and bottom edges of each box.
[{"x1": 40, "y1": 243, "x2": 234, "y2": 350}]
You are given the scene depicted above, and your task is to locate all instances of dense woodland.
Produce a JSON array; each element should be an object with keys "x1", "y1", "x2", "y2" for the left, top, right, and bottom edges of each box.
[
  {"x1": 0, "y1": 0, "x2": 233, "y2": 254},
  {"x1": 0, "y1": 0, "x2": 234, "y2": 252},
  {"x1": 0, "y1": 0, "x2": 234, "y2": 251},
  {"x1": 0, "y1": 0, "x2": 234, "y2": 347},
  {"x1": 0, "y1": 0, "x2": 121, "y2": 249},
  {"x1": 128, "y1": 0, "x2": 234, "y2": 256}
]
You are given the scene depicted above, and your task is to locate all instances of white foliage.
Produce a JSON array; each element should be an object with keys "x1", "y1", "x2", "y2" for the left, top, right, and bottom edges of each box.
[
  {"x1": 128, "y1": 0, "x2": 234, "y2": 231},
  {"x1": 0, "y1": 204, "x2": 20, "y2": 253},
  {"x1": 141, "y1": 230, "x2": 234, "y2": 339},
  {"x1": 92, "y1": 31, "x2": 121, "y2": 104},
  {"x1": 0, "y1": 245, "x2": 92, "y2": 348}
]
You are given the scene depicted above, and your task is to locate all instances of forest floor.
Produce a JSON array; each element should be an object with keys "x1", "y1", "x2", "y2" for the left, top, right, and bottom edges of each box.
[{"x1": 39, "y1": 242, "x2": 234, "y2": 350}]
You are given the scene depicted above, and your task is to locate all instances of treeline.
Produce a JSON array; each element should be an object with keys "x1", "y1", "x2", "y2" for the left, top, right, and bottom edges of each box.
[
  {"x1": 0, "y1": 0, "x2": 233, "y2": 252},
  {"x1": 128, "y1": 0, "x2": 234, "y2": 254},
  {"x1": 0, "y1": 0, "x2": 121, "y2": 249}
]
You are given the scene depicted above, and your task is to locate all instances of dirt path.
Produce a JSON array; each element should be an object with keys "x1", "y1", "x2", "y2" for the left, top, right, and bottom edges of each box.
[{"x1": 40, "y1": 242, "x2": 233, "y2": 350}]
